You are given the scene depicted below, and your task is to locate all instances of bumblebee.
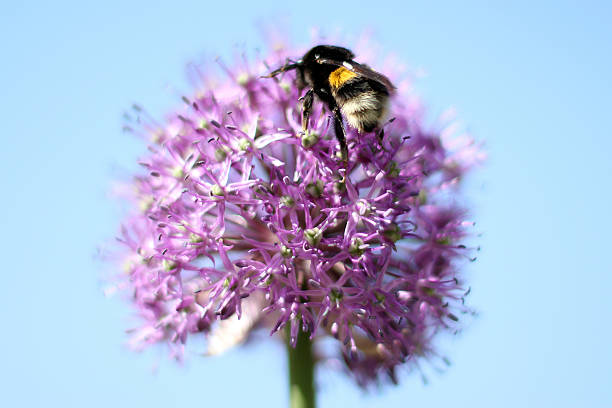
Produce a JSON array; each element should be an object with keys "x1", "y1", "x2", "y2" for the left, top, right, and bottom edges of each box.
[{"x1": 264, "y1": 45, "x2": 395, "y2": 159}]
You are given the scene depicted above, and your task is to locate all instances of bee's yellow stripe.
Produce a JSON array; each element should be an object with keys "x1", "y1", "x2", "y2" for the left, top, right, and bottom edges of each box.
[{"x1": 328, "y1": 67, "x2": 357, "y2": 89}]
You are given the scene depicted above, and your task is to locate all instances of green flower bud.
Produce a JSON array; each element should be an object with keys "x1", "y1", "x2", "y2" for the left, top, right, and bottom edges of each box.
[
  {"x1": 383, "y1": 223, "x2": 402, "y2": 243},
  {"x1": 198, "y1": 119, "x2": 209, "y2": 130},
  {"x1": 304, "y1": 227, "x2": 322, "y2": 247},
  {"x1": 349, "y1": 237, "x2": 367, "y2": 257},
  {"x1": 356, "y1": 199, "x2": 371, "y2": 216},
  {"x1": 436, "y1": 236, "x2": 451, "y2": 245},
  {"x1": 171, "y1": 167, "x2": 184, "y2": 178},
  {"x1": 238, "y1": 138, "x2": 252, "y2": 151},
  {"x1": 214, "y1": 148, "x2": 227, "y2": 162},
  {"x1": 236, "y1": 73, "x2": 249, "y2": 86},
  {"x1": 280, "y1": 245, "x2": 292, "y2": 258},
  {"x1": 306, "y1": 180, "x2": 324, "y2": 198},
  {"x1": 301, "y1": 131, "x2": 319, "y2": 148},
  {"x1": 280, "y1": 195, "x2": 295, "y2": 207},
  {"x1": 210, "y1": 184, "x2": 224, "y2": 196},
  {"x1": 417, "y1": 189, "x2": 427, "y2": 205},
  {"x1": 329, "y1": 288, "x2": 343, "y2": 302},
  {"x1": 386, "y1": 161, "x2": 400, "y2": 178},
  {"x1": 189, "y1": 233, "x2": 204, "y2": 243},
  {"x1": 279, "y1": 82, "x2": 291, "y2": 93},
  {"x1": 333, "y1": 179, "x2": 346, "y2": 194}
]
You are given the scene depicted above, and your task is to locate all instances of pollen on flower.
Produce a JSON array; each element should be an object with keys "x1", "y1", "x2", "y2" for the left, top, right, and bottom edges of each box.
[{"x1": 114, "y1": 42, "x2": 482, "y2": 388}]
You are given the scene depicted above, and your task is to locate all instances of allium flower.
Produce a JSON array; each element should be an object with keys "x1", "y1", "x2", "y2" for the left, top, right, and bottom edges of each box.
[{"x1": 115, "y1": 42, "x2": 481, "y2": 388}]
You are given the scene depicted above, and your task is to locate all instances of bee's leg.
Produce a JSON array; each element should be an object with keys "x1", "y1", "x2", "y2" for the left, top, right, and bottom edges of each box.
[
  {"x1": 299, "y1": 88, "x2": 314, "y2": 132},
  {"x1": 332, "y1": 106, "x2": 348, "y2": 162}
]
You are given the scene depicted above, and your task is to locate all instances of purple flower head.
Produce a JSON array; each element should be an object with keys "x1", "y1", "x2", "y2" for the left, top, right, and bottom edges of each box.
[{"x1": 115, "y1": 42, "x2": 481, "y2": 386}]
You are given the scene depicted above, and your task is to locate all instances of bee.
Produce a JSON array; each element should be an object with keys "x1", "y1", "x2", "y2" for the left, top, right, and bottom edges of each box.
[{"x1": 263, "y1": 45, "x2": 395, "y2": 160}]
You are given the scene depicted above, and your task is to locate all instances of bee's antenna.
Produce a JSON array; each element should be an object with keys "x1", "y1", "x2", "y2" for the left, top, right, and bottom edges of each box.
[{"x1": 261, "y1": 59, "x2": 300, "y2": 78}]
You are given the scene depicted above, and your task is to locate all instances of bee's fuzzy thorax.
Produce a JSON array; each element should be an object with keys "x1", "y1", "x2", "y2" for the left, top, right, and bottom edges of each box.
[{"x1": 328, "y1": 66, "x2": 358, "y2": 89}]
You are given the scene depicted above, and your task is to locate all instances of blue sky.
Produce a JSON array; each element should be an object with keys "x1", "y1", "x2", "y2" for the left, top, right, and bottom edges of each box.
[{"x1": 1, "y1": 1, "x2": 611, "y2": 407}]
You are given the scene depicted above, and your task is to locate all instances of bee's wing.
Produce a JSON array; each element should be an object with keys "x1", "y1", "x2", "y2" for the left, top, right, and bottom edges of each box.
[{"x1": 316, "y1": 58, "x2": 396, "y2": 92}]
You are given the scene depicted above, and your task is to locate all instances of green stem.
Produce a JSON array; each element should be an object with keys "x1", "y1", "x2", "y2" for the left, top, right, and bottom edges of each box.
[{"x1": 287, "y1": 325, "x2": 316, "y2": 408}]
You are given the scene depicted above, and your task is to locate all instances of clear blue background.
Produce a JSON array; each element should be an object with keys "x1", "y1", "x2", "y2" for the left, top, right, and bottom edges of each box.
[{"x1": 1, "y1": 1, "x2": 610, "y2": 407}]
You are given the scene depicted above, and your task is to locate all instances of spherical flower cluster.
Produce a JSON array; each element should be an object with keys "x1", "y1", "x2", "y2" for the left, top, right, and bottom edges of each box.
[{"x1": 116, "y1": 44, "x2": 480, "y2": 386}]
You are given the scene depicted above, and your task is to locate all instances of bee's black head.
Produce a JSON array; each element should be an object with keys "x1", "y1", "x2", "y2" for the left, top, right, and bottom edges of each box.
[
  {"x1": 301, "y1": 45, "x2": 355, "y2": 65},
  {"x1": 262, "y1": 45, "x2": 356, "y2": 89}
]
